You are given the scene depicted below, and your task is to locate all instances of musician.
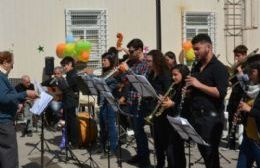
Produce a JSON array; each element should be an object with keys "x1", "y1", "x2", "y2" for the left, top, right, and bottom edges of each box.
[
  {"x1": 185, "y1": 34, "x2": 229, "y2": 168},
  {"x1": 236, "y1": 62, "x2": 260, "y2": 168},
  {"x1": 161, "y1": 64, "x2": 190, "y2": 168},
  {"x1": 0, "y1": 51, "x2": 38, "y2": 168},
  {"x1": 120, "y1": 39, "x2": 150, "y2": 167},
  {"x1": 164, "y1": 51, "x2": 177, "y2": 70},
  {"x1": 226, "y1": 45, "x2": 248, "y2": 149},
  {"x1": 59, "y1": 57, "x2": 80, "y2": 147},
  {"x1": 15, "y1": 75, "x2": 35, "y2": 137},
  {"x1": 42, "y1": 66, "x2": 64, "y2": 126},
  {"x1": 98, "y1": 51, "x2": 119, "y2": 158},
  {"x1": 143, "y1": 50, "x2": 172, "y2": 168}
]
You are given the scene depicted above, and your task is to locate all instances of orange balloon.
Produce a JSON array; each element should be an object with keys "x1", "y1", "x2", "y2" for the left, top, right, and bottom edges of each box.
[
  {"x1": 79, "y1": 51, "x2": 90, "y2": 62},
  {"x1": 56, "y1": 43, "x2": 66, "y2": 58},
  {"x1": 183, "y1": 41, "x2": 192, "y2": 51}
]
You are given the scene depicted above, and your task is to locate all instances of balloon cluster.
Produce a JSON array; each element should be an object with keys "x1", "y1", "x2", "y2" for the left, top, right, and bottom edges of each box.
[
  {"x1": 183, "y1": 41, "x2": 195, "y2": 66},
  {"x1": 56, "y1": 35, "x2": 92, "y2": 62}
]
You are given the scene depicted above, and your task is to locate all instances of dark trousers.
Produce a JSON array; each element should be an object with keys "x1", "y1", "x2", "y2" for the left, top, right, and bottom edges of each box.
[
  {"x1": 167, "y1": 127, "x2": 186, "y2": 168},
  {"x1": 0, "y1": 122, "x2": 18, "y2": 168},
  {"x1": 129, "y1": 103, "x2": 149, "y2": 158},
  {"x1": 194, "y1": 115, "x2": 224, "y2": 168},
  {"x1": 64, "y1": 107, "x2": 79, "y2": 146},
  {"x1": 152, "y1": 116, "x2": 170, "y2": 168}
]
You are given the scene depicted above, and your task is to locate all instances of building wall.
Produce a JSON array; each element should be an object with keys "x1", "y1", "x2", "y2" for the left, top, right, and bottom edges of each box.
[{"x1": 0, "y1": 0, "x2": 259, "y2": 80}]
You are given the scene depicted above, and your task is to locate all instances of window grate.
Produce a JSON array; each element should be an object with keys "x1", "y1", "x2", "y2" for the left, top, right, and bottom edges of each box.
[
  {"x1": 65, "y1": 9, "x2": 107, "y2": 69},
  {"x1": 183, "y1": 12, "x2": 216, "y2": 53}
]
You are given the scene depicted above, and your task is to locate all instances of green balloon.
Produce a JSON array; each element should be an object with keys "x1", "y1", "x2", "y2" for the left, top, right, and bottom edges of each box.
[{"x1": 75, "y1": 40, "x2": 92, "y2": 55}]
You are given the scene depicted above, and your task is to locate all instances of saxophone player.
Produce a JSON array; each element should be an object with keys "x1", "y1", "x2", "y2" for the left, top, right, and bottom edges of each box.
[{"x1": 236, "y1": 62, "x2": 260, "y2": 168}]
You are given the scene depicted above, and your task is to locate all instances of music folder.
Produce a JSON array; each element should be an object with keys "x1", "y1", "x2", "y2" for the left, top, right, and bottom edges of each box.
[
  {"x1": 126, "y1": 74, "x2": 159, "y2": 98},
  {"x1": 76, "y1": 75, "x2": 98, "y2": 95},
  {"x1": 167, "y1": 115, "x2": 209, "y2": 146}
]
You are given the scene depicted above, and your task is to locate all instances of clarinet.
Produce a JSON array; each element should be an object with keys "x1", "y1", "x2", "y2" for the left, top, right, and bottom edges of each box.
[{"x1": 177, "y1": 61, "x2": 197, "y2": 116}]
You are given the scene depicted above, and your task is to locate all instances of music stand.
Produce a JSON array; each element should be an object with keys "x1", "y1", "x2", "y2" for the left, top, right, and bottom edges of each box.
[
  {"x1": 76, "y1": 75, "x2": 100, "y2": 168},
  {"x1": 126, "y1": 74, "x2": 159, "y2": 99},
  {"x1": 167, "y1": 115, "x2": 209, "y2": 168},
  {"x1": 126, "y1": 74, "x2": 159, "y2": 165},
  {"x1": 29, "y1": 91, "x2": 54, "y2": 168},
  {"x1": 93, "y1": 77, "x2": 133, "y2": 168}
]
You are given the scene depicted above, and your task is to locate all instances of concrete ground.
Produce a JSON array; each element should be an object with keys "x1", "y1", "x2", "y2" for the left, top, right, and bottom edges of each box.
[{"x1": 16, "y1": 122, "x2": 242, "y2": 168}]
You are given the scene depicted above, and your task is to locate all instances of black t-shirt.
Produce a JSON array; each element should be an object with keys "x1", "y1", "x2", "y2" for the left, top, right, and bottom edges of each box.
[
  {"x1": 15, "y1": 83, "x2": 34, "y2": 103},
  {"x1": 190, "y1": 56, "x2": 229, "y2": 113}
]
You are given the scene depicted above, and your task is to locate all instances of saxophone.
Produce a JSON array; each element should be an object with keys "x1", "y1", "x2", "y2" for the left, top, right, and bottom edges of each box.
[{"x1": 145, "y1": 82, "x2": 176, "y2": 124}]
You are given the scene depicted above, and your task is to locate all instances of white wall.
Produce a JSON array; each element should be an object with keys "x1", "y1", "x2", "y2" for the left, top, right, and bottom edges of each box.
[{"x1": 0, "y1": 0, "x2": 259, "y2": 80}]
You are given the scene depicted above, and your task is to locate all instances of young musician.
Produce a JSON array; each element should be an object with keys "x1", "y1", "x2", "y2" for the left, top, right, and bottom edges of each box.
[
  {"x1": 185, "y1": 34, "x2": 229, "y2": 168},
  {"x1": 59, "y1": 57, "x2": 80, "y2": 147},
  {"x1": 0, "y1": 51, "x2": 38, "y2": 168},
  {"x1": 236, "y1": 62, "x2": 260, "y2": 168},
  {"x1": 164, "y1": 51, "x2": 177, "y2": 70},
  {"x1": 144, "y1": 50, "x2": 172, "y2": 168},
  {"x1": 98, "y1": 51, "x2": 119, "y2": 158},
  {"x1": 120, "y1": 39, "x2": 150, "y2": 167},
  {"x1": 161, "y1": 64, "x2": 190, "y2": 168},
  {"x1": 226, "y1": 45, "x2": 248, "y2": 149}
]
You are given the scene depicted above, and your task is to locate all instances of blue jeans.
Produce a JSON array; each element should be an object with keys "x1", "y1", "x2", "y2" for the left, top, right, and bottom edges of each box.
[
  {"x1": 129, "y1": 102, "x2": 149, "y2": 158},
  {"x1": 99, "y1": 103, "x2": 118, "y2": 152},
  {"x1": 237, "y1": 135, "x2": 260, "y2": 168}
]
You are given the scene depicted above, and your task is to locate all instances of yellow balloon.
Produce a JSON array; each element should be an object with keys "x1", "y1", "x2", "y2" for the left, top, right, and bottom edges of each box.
[{"x1": 185, "y1": 48, "x2": 195, "y2": 62}]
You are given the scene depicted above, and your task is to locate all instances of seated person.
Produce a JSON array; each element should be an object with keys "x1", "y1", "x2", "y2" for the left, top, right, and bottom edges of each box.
[{"x1": 15, "y1": 75, "x2": 35, "y2": 137}]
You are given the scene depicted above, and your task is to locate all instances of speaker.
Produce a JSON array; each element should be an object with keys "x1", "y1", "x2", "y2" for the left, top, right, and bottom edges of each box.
[{"x1": 45, "y1": 57, "x2": 54, "y2": 75}]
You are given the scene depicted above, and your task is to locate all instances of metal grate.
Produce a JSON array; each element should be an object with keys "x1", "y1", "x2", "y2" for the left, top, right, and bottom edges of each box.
[
  {"x1": 65, "y1": 9, "x2": 107, "y2": 69},
  {"x1": 183, "y1": 12, "x2": 216, "y2": 52}
]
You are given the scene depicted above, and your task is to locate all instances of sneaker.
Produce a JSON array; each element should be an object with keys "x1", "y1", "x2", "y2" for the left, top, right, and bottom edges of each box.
[
  {"x1": 27, "y1": 130, "x2": 33, "y2": 137},
  {"x1": 126, "y1": 155, "x2": 140, "y2": 165}
]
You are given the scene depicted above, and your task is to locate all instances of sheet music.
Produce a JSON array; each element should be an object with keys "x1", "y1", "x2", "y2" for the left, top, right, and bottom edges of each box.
[
  {"x1": 167, "y1": 115, "x2": 209, "y2": 146},
  {"x1": 92, "y1": 77, "x2": 111, "y2": 92},
  {"x1": 30, "y1": 91, "x2": 53, "y2": 115},
  {"x1": 126, "y1": 74, "x2": 159, "y2": 98}
]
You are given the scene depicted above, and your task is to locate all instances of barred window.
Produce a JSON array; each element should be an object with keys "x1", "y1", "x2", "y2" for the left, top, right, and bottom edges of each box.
[
  {"x1": 183, "y1": 12, "x2": 216, "y2": 52},
  {"x1": 65, "y1": 9, "x2": 107, "y2": 69}
]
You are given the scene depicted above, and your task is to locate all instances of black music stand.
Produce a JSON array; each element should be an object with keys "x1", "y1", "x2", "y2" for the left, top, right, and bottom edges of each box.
[
  {"x1": 28, "y1": 91, "x2": 54, "y2": 168},
  {"x1": 126, "y1": 74, "x2": 159, "y2": 165},
  {"x1": 76, "y1": 74, "x2": 100, "y2": 168},
  {"x1": 93, "y1": 77, "x2": 133, "y2": 168},
  {"x1": 167, "y1": 115, "x2": 209, "y2": 168}
]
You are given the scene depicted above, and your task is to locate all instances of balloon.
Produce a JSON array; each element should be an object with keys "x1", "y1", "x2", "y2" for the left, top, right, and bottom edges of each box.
[
  {"x1": 185, "y1": 48, "x2": 195, "y2": 62},
  {"x1": 56, "y1": 43, "x2": 66, "y2": 58},
  {"x1": 75, "y1": 40, "x2": 91, "y2": 55},
  {"x1": 183, "y1": 41, "x2": 192, "y2": 51},
  {"x1": 64, "y1": 43, "x2": 76, "y2": 56},
  {"x1": 66, "y1": 35, "x2": 75, "y2": 43},
  {"x1": 78, "y1": 51, "x2": 90, "y2": 62}
]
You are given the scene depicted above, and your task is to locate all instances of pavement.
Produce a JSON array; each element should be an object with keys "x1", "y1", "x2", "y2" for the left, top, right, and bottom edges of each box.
[{"x1": 17, "y1": 124, "x2": 240, "y2": 168}]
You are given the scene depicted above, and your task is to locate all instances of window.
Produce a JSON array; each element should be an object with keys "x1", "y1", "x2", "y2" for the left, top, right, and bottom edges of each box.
[
  {"x1": 65, "y1": 9, "x2": 107, "y2": 68},
  {"x1": 183, "y1": 12, "x2": 216, "y2": 52}
]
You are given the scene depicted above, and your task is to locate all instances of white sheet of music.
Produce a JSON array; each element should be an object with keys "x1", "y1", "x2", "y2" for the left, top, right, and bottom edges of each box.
[
  {"x1": 126, "y1": 74, "x2": 159, "y2": 98},
  {"x1": 30, "y1": 81, "x2": 53, "y2": 115},
  {"x1": 167, "y1": 115, "x2": 209, "y2": 146}
]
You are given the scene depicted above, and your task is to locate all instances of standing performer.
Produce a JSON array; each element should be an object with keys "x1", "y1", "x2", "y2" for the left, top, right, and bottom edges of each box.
[
  {"x1": 226, "y1": 45, "x2": 248, "y2": 149},
  {"x1": 185, "y1": 34, "x2": 229, "y2": 168},
  {"x1": 15, "y1": 75, "x2": 35, "y2": 137},
  {"x1": 121, "y1": 39, "x2": 150, "y2": 167},
  {"x1": 161, "y1": 64, "x2": 190, "y2": 168},
  {"x1": 59, "y1": 57, "x2": 80, "y2": 147},
  {"x1": 99, "y1": 51, "x2": 119, "y2": 158},
  {"x1": 143, "y1": 50, "x2": 172, "y2": 168},
  {"x1": 236, "y1": 62, "x2": 260, "y2": 168},
  {"x1": 0, "y1": 51, "x2": 38, "y2": 168}
]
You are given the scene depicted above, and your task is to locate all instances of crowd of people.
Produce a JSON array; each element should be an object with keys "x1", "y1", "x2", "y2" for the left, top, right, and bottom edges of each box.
[{"x1": 0, "y1": 33, "x2": 259, "y2": 168}]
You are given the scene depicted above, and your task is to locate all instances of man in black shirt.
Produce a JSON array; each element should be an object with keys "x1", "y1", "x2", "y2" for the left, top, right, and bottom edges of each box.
[
  {"x1": 185, "y1": 34, "x2": 229, "y2": 168},
  {"x1": 15, "y1": 75, "x2": 35, "y2": 137}
]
